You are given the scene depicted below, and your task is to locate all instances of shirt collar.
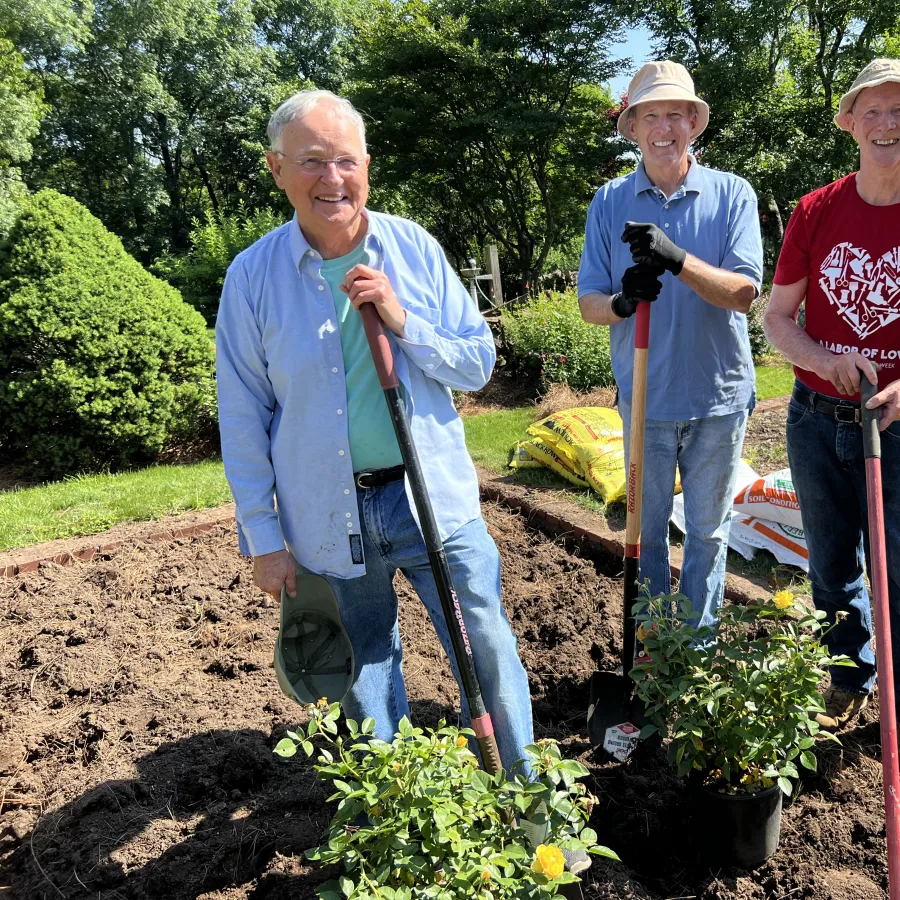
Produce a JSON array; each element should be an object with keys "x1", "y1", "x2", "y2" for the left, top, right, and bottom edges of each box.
[
  {"x1": 634, "y1": 154, "x2": 704, "y2": 198},
  {"x1": 288, "y1": 210, "x2": 385, "y2": 272}
]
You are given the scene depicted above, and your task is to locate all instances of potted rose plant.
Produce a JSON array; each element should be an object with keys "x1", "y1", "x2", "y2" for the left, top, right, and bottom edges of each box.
[
  {"x1": 631, "y1": 589, "x2": 853, "y2": 869},
  {"x1": 275, "y1": 701, "x2": 618, "y2": 899}
]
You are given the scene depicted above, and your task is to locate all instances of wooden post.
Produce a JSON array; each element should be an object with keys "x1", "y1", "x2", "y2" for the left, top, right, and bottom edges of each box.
[{"x1": 486, "y1": 243, "x2": 503, "y2": 306}]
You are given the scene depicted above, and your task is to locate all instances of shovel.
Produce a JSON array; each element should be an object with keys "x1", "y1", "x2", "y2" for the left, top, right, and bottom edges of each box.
[
  {"x1": 587, "y1": 299, "x2": 652, "y2": 760},
  {"x1": 359, "y1": 299, "x2": 586, "y2": 900},
  {"x1": 860, "y1": 377, "x2": 900, "y2": 900}
]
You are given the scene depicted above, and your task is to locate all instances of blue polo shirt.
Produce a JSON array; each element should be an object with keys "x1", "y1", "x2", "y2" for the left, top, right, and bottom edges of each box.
[{"x1": 577, "y1": 158, "x2": 764, "y2": 421}]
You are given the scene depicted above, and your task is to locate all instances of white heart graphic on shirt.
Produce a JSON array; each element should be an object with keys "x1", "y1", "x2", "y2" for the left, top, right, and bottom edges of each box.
[{"x1": 818, "y1": 242, "x2": 900, "y2": 340}]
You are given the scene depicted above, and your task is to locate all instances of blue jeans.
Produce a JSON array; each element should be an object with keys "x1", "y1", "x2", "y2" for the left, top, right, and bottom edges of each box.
[
  {"x1": 302, "y1": 479, "x2": 534, "y2": 772},
  {"x1": 619, "y1": 399, "x2": 748, "y2": 630},
  {"x1": 787, "y1": 383, "x2": 900, "y2": 697}
]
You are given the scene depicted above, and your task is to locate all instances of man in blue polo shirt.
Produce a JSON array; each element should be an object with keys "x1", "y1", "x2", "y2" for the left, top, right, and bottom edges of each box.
[
  {"x1": 215, "y1": 89, "x2": 533, "y2": 771},
  {"x1": 578, "y1": 61, "x2": 764, "y2": 628}
]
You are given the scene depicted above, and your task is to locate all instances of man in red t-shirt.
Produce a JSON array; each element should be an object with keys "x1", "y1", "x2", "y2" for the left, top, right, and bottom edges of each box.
[{"x1": 766, "y1": 58, "x2": 900, "y2": 732}]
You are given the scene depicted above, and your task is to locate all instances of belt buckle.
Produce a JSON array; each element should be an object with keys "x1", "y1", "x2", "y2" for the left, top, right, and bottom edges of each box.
[
  {"x1": 835, "y1": 405, "x2": 859, "y2": 424},
  {"x1": 355, "y1": 471, "x2": 370, "y2": 489}
]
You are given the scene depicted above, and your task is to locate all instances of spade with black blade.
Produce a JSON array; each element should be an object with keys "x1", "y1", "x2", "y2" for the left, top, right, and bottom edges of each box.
[{"x1": 586, "y1": 298, "x2": 653, "y2": 760}]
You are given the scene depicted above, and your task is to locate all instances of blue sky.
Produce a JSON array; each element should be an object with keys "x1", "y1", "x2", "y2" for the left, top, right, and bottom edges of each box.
[{"x1": 608, "y1": 26, "x2": 655, "y2": 100}]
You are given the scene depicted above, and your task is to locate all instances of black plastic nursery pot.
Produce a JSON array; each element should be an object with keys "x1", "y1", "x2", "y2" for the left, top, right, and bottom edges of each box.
[{"x1": 695, "y1": 782, "x2": 783, "y2": 869}]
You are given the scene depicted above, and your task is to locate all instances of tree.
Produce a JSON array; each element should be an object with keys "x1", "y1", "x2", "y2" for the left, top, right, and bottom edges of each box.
[
  {"x1": 636, "y1": 0, "x2": 900, "y2": 264},
  {"x1": 26, "y1": 0, "x2": 289, "y2": 261},
  {"x1": 352, "y1": 0, "x2": 625, "y2": 289}
]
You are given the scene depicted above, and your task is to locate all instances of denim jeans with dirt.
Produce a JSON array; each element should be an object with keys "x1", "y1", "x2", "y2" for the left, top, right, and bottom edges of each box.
[
  {"x1": 299, "y1": 478, "x2": 534, "y2": 774},
  {"x1": 619, "y1": 398, "x2": 748, "y2": 630},
  {"x1": 787, "y1": 382, "x2": 900, "y2": 699}
]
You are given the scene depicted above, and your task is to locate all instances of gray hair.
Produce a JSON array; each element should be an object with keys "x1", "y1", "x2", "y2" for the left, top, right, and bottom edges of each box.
[{"x1": 267, "y1": 90, "x2": 367, "y2": 154}]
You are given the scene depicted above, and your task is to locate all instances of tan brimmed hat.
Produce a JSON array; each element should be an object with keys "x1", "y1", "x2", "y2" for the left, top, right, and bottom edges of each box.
[
  {"x1": 835, "y1": 58, "x2": 900, "y2": 128},
  {"x1": 617, "y1": 60, "x2": 710, "y2": 141}
]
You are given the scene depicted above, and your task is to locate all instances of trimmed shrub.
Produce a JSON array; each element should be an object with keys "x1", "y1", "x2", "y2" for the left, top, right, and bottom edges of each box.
[
  {"x1": 501, "y1": 290, "x2": 613, "y2": 392},
  {"x1": 153, "y1": 206, "x2": 284, "y2": 323},
  {"x1": 0, "y1": 190, "x2": 216, "y2": 477}
]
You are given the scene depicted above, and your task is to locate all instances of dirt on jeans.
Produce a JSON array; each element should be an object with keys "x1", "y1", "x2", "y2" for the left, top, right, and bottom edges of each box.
[{"x1": 0, "y1": 503, "x2": 889, "y2": 899}]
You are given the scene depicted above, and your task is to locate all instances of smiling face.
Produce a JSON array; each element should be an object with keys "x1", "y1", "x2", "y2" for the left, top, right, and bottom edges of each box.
[
  {"x1": 628, "y1": 100, "x2": 698, "y2": 169},
  {"x1": 266, "y1": 103, "x2": 370, "y2": 250},
  {"x1": 842, "y1": 82, "x2": 900, "y2": 171}
]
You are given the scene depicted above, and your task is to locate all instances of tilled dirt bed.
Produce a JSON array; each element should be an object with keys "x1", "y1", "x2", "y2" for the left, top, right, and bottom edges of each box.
[{"x1": 0, "y1": 503, "x2": 889, "y2": 900}]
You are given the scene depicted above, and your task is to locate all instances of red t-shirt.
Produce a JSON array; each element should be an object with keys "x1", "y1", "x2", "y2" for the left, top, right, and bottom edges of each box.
[{"x1": 774, "y1": 173, "x2": 900, "y2": 400}]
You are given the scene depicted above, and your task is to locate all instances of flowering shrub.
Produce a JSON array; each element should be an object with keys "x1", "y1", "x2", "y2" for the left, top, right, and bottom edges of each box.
[
  {"x1": 501, "y1": 291, "x2": 613, "y2": 392},
  {"x1": 631, "y1": 590, "x2": 854, "y2": 795},
  {"x1": 275, "y1": 702, "x2": 618, "y2": 899}
]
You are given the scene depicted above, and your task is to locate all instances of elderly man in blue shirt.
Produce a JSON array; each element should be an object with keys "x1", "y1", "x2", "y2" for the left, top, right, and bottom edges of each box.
[
  {"x1": 578, "y1": 61, "x2": 764, "y2": 628},
  {"x1": 216, "y1": 89, "x2": 533, "y2": 769}
]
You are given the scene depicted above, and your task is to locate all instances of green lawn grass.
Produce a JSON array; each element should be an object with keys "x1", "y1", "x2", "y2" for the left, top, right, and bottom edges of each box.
[
  {"x1": 755, "y1": 363, "x2": 794, "y2": 401},
  {"x1": 0, "y1": 461, "x2": 232, "y2": 552},
  {"x1": 0, "y1": 364, "x2": 793, "y2": 552}
]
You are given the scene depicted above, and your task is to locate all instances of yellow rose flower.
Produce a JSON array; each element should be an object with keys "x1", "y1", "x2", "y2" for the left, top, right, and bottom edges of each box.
[
  {"x1": 316, "y1": 697, "x2": 329, "y2": 710},
  {"x1": 772, "y1": 590, "x2": 794, "y2": 610},
  {"x1": 531, "y1": 844, "x2": 565, "y2": 880},
  {"x1": 481, "y1": 870, "x2": 492, "y2": 881},
  {"x1": 456, "y1": 736, "x2": 468, "y2": 748}
]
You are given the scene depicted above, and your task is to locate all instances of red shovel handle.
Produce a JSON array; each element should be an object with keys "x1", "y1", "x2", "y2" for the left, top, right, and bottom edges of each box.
[
  {"x1": 860, "y1": 378, "x2": 900, "y2": 900},
  {"x1": 359, "y1": 303, "x2": 399, "y2": 390}
]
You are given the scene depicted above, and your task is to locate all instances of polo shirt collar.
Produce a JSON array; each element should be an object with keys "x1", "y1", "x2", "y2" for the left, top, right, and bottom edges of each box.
[
  {"x1": 289, "y1": 210, "x2": 385, "y2": 271},
  {"x1": 634, "y1": 154, "x2": 704, "y2": 198}
]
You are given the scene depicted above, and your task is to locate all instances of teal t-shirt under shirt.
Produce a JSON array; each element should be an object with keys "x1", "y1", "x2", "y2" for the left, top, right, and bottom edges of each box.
[{"x1": 320, "y1": 243, "x2": 403, "y2": 472}]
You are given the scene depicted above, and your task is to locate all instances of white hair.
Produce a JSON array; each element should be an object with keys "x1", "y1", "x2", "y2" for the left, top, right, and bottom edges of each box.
[{"x1": 267, "y1": 90, "x2": 367, "y2": 154}]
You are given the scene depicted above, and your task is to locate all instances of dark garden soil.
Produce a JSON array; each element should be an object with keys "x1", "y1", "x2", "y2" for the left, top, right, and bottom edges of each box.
[{"x1": 0, "y1": 504, "x2": 888, "y2": 900}]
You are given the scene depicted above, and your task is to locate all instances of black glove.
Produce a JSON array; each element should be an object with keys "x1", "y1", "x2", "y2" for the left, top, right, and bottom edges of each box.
[
  {"x1": 621, "y1": 221, "x2": 687, "y2": 275},
  {"x1": 610, "y1": 263, "x2": 665, "y2": 319}
]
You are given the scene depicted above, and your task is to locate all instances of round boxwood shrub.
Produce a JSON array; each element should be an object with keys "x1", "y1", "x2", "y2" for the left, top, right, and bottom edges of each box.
[
  {"x1": 501, "y1": 290, "x2": 613, "y2": 392},
  {"x1": 0, "y1": 190, "x2": 216, "y2": 477}
]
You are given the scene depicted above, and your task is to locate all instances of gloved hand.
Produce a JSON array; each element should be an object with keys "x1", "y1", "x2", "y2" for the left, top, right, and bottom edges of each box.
[
  {"x1": 621, "y1": 221, "x2": 687, "y2": 275},
  {"x1": 610, "y1": 262, "x2": 665, "y2": 319}
]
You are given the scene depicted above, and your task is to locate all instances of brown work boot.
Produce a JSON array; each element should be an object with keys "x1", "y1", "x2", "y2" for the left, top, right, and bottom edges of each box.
[{"x1": 815, "y1": 686, "x2": 869, "y2": 731}]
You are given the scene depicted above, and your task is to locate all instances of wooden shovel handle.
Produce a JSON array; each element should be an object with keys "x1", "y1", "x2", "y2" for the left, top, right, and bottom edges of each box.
[{"x1": 625, "y1": 301, "x2": 650, "y2": 553}]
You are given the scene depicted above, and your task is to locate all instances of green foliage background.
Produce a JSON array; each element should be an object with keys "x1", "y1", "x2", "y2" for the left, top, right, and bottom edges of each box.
[{"x1": 0, "y1": 190, "x2": 215, "y2": 476}]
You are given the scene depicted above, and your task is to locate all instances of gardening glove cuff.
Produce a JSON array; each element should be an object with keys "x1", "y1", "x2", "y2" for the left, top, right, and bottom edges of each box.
[
  {"x1": 610, "y1": 292, "x2": 638, "y2": 320},
  {"x1": 621, "y1": 221, "x2": 687, "y2": 275}
]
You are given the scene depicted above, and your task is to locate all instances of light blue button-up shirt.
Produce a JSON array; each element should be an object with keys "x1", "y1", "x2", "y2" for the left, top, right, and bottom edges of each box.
[
  {"x1": 216, "y1": 210, "x2": 495, "y2": 578},
  {"x1": 577, "y1": 158, "x2": 764, "y2": 421}
]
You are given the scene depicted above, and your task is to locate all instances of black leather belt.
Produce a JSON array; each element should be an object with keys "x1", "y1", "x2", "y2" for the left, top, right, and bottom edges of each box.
[
  {"x1": 354, "y1": 465, "x2": 406, "y2": 489},
  {"x1": 793, "y1": 383, "x2": 861, "y2": 424}
]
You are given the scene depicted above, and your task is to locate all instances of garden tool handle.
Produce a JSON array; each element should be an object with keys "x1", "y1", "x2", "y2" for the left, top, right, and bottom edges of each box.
[
  {"x1": 622, "y1": 301, "x2": 650, "y2": 675},
  {"x1": 357, "y1": 299, "x2": 504, "y2": 778},
  {"x1": 860, "y1": 377, "x2": 881, "y2": 460},
  {"x1": 359, "y1": 302, "x2": 400, "y2": 390},
  {"x1": 859, "y1": 375, "x2": 900, "y2": 898}
]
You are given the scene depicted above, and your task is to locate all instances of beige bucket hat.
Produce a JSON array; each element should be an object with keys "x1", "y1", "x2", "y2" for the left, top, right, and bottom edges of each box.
[
  {"x1": 835, "y1": 58, "x2": 900, "y2": 128},
  {"x1": 617, "y1": 60, "x2": 710, "y2": 141}
]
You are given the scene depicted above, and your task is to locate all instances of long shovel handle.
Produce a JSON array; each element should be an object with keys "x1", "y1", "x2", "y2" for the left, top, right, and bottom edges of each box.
[
  {"x1": 358, "y1": 302, "x2": 503, "y2": 776},
  {"x1": 623, "y1": 301, "x2": 651, "y2": 677},
  {"x1": 860, "y1": 378, "x2": 900, "y2": 900}
]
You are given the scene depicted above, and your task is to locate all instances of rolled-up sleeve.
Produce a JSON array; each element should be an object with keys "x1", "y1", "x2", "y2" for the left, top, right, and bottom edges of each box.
[
  {"x1": 578, "y1": 191, "x2": 614, "y2": 297},
  {"x1": 395, "y1": 238, "x2": 496, "y2": 391},
  {"x1": 215, "y1": 266, "x2": 286, "y2": 558},
  {"x1": 722, "y1": 184, "x2": 764, "y2": 292}
]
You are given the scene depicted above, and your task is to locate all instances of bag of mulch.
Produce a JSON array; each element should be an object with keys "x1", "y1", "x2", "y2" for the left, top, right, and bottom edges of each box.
[
  {"x1": 508, "y1": 441, "x2": 545, "y2": 470},
  {"x1": 518, "y1": 436, "x2": 590, "y2": 488},
  {"x1": 729, "y1": 515, "x2": 809, "y2": 571},
  {"x1": 526, "y1": 407, "x2": 626, "y2": 501},
  {"x1": 732, "y1": 468, "x2": 803, "y2": 530}
]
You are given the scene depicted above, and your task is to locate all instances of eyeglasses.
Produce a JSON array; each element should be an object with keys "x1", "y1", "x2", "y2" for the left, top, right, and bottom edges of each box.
[{"x1": 274, "y1": 153, "x2": 364, "y2": 174}]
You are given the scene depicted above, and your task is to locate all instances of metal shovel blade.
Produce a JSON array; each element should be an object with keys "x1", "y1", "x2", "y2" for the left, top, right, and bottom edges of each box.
[{"x1": 587, "y1": 670, "x2": 641, "y2": 762}]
